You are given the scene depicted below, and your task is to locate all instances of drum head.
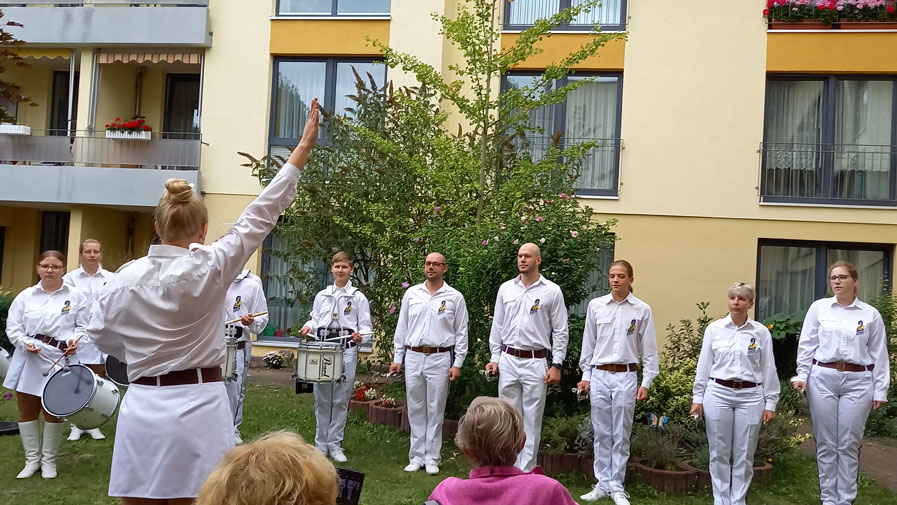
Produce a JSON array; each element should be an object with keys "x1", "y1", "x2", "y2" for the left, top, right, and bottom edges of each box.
[
  {"x1": 302, "y1": 341, "x2": 342, "y2": 351},
  {"x1": 43, "y1": 365, "x2": 95, "y2": 416},
  {"x1": 105, "y1": 355, "x2": 130, "y2": 387}
]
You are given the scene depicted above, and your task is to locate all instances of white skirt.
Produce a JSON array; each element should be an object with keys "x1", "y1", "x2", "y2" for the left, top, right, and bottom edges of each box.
[
  {"x1": 109, "y1": 381, "x2": 234, "y2": 499},
  {"x1": 2, "y1": 345, "x2": 80, "y2": 397}
]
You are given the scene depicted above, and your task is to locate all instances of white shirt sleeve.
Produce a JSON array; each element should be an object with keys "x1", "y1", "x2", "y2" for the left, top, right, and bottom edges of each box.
[
  {"x1": 580, "y1": 302, "x2": 597, "y2": 382},
  {"x1": 868, "y1": 311, "x2": 891, "y2": 402},
  {"x1": 692, "y1": 327, "x2": 714, "y2": 404},
  {"x1": 452, "y1": 294, "x2": 469, "y2": 368},
  {"x1": 90, "y1": 294, "x2": 125, "y2": 360},
  {"x1": 796, "y1": 302, "x2": 820, "y2": 382},
  {"x1": 488, "y1": 287, "x2": 506, "y2": 363},
  {"x1": 393, "y1": 291, "x2": 412, "y2": 365},
  {"x1": 356, "y1": 293, "x2": 373, "y2": 344},
  {"x1": 72, "y1": 290, "x2": 90, "y2": 346},
  {"x1": 549, "y1": 287, "x2": 569, "y2": 364},
  {"x1": 760, "y1": 329, "x2": 781, "y2": 411},
  {"x1": 247, "y1": 279, "x2": 269, "y2": 334},
  {"x1": 5, "y1": 295, "x2": 27, "y2": 348},
  {"x1": 639, "y1": 307, "x2": 659, "y2": 389}
]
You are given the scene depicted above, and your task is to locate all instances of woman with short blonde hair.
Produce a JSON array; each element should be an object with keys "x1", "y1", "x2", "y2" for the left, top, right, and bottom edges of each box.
[
  {"x1": 429, "y1": 397, "x2": 577, "y2": 505},
  {"x1": 195, "y1": 431, "x2": 338, "y2": 505}
]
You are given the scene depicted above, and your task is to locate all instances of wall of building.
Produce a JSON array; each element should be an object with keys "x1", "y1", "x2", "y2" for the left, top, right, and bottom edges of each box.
[
  {"x1": 4, "y1": 60, "x2": 55, "y2": 130},
  {"x1": 0, "y1": 206, "x2": 42, "y2": 292}
]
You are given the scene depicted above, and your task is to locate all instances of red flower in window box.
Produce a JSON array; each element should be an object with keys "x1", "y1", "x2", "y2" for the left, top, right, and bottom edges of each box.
[{"x1": 105, "y1": 115, "x2": 152, "y2": 133}]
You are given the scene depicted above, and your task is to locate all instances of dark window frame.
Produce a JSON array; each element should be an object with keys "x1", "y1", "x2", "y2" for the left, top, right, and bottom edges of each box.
[
  {"x1": 755, "y1": 238, "x2": 893, "y2": 320},
  {"x1": 501, "y1": 71, "x2": 624, "y2": 196},
  {"x1": 163, "y1": 73, "x2": 202, "y2": 140},
  {"x1": 761, "y1": 74, "x2": 897, "y2": 206},
  {"x1": 275, "y1": 0, "x2": 391, "y2": 17},
  {"x1": 503, "y1": 0, "x2": 627, "y2": 32}
]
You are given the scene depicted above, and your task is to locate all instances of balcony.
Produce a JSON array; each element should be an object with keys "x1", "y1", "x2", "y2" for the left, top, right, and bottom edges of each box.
[
  {"x1": 513, "y1": 136, "x2": 622, "y2": 196},
  {"x1": 0, "y1": 129, "x2": 200, "y2": 208},
  {"x1": 0, "y1": 1, "x2": 211, "y2": 47},
  {"x1": 759, "y1": 142, "x2": 896, "y2": 206}
]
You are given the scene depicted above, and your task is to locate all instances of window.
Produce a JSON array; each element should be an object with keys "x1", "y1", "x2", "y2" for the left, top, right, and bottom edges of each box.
[
  {"x1": 269, "y1": 58, "x2": 387, "y2": 159},
  {"x1": 277, "y1": 0, "x2": 390, "y2": 16},
  {"x1": 762, "y1": 75, "x2": 897, "y2": 205},
  {"x1": 40, "y1": 212, "x2": 70, "y2": 256},
  {"x1": 569, "y1": 244, "x2": 614, "y2": 316},
  {"x1": 756, "y1": 239, "x2": 892, "y2": 319},
  {"x1": 504, "y1": 0, "x2": 627, "y2": 31},
  {"x1": 503, "y1": 72, "x2": 623, "y2": 196}
]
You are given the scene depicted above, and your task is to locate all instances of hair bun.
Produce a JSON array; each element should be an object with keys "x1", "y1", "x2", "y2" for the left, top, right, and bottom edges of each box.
[{"x1": 163, "y1": 178, "x2": 194, "y2": 204}]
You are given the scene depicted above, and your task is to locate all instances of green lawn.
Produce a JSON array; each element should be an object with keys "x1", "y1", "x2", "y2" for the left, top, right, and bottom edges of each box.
[{"x1": 1, "y1": 384, "x2": 895, "y2": 505}]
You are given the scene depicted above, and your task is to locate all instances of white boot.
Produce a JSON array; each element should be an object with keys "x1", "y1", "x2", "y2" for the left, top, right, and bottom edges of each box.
[
  {"x1": 41, "y1": 422, "x2": 66, "y2": 479},
  {"x1": 67, "y1": 424, "x2": 83, "y2": 441},
  {"x1": 86, "y1": 427, "x2": 105, "y2": 440},
  {"x1": 16, "y1": 420, "x2": 42, "y2": 479}
]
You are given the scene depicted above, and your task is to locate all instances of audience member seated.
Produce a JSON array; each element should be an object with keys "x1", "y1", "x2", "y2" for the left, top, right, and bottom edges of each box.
[
  {"x1": 428, "y1": 397, "x2": 577, "y2": 505},
  {"x1": 195, "y1": 431, "x2": 338, "y2": 505}
]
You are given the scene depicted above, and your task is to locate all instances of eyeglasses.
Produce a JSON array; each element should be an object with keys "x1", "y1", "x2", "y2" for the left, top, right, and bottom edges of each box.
[
  {"x1": 829, "y1": 274, "x2": 850, "y2": 282},
  {"x1": 37, "y1": 264, "x2": 64, "y2": 271},
  {"x1": 424, "y1": 261, "x2": 446, "y2": 267}
]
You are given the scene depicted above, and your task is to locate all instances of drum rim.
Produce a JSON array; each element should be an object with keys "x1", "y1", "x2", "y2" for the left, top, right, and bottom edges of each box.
[
  {"x1": 298, "y1": 342, "x2": 342, "y2": 349},
  {"x1": 41, "y1": 364, "x2": 99, "y2": 417},
  {"x1": 104, "y1": 355, "x2": 130, "y2": 387}
]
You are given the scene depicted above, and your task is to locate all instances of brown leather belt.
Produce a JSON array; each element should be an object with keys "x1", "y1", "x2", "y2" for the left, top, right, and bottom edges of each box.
[
  {"x1": 35, "y1": 334, "x2": 68, "y2": 352},
  {"x1": 813, "y1": 359, "x2": 874, "y2": 372},
  {"x1": 595, "y1": 363, "x2": 637, "y2": 373},
  {"x1": 501, "y1": 345, "x2": 548, "y2": 359},
  {"x1": 410, "y1": 345, "x2": 453, "y2": 354},
  {"x1": 236, "y1": 341, "x2": 247, "y2": 350},
  {"x1": 133, "y1": 367, "x2": 223, "y2": 387},
  {"x1": 712, "y1": 378, "x2": 759, "y2": 389}
]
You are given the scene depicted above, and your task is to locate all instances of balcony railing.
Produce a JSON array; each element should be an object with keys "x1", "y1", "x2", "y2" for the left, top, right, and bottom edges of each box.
[
  {"x1": 512, "y1": 135, "x2": 622, "y2": 195},
  {"x1": 0, "y1": 130, "x2": 201, "y2": 170},
  {"x1": 760, "y1": 142, "x2": 896, "y2": 205},
  {"x1": 0, "y1": 1, "x2": 208, "y2": 5}
]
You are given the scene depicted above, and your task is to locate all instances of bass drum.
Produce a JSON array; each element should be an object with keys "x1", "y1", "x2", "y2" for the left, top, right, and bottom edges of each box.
[
  {"x1": 41, "y1": 364, "x2": 121, "y2": 430},
  {"x1": 0, "y1": 348, "x2": 9, "y2": 380},
  {"x1": 105, "y1": 355, "x2": 130, "y2": 389}
]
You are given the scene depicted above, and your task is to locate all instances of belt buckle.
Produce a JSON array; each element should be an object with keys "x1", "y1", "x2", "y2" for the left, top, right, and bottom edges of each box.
[
  {"x1": 836, "y1": 361, "x2": 847, "y2": 372},
  {"x1": 732, "y1": 380, "x2": 743, "y2": 389}
]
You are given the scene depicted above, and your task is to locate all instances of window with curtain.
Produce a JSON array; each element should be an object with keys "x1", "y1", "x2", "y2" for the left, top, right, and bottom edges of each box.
[
  {"x1": 569, "y1": 244, "x2": 615, "y2": 316},
  {"x1": 756, "y1": 240, "x2": 892, "y2": 320},
  {"x1": 504, "y1": 0, "x2": 626, "y2": 31},
  {"x1": 762, "y1": 76, "x2": 897, "y2": 205},
  {"x1": 278, "y1": 0, "x2": 390, "y2": 16},
  {"x1": 503, "y1": 72, "x2": 623, "y2": 196},
  {"x1": 269, "y1": 58, "x2": 387, "y2": 160}
]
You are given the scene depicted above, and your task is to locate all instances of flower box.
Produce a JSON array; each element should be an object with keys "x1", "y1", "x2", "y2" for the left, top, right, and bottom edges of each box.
[
  {"x1": 0, "y1": 124, "x2": 31, "y2": 135},
  {"x1": 768, "y1": 19, "x2": 832, "y2": 30},
  {"x1": 629, "y1": 459, "x2": 698, "y2": 495},
  {"x1": 839, "y1": 20, "x2": 897, "y2": 29},
  {"x1": 105, "y1": 130, "x2": 151, "y2": 141},
  {"x1": 367, "y1": 400, "x2": 405, "y2": 428},
  {"x1": 348, "y1": 398, "x2": 378, "y2": 415}
]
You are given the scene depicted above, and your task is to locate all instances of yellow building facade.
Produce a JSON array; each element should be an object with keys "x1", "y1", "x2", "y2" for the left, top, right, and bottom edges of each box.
[{"x1": 2, "y1": 0, "x2": 896, "y2": 352}]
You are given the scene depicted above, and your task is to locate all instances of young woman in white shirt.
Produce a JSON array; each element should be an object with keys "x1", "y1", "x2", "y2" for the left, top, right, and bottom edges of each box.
[
  {"x1": 792, "y1": 260, "x2": 889, "y2": 505},
  {"x1": 3, "y1": 250, "x2": 86, "y2": 479},
  {"x1": 690, "y1": 282, "x2": 779, "y2": 505}
]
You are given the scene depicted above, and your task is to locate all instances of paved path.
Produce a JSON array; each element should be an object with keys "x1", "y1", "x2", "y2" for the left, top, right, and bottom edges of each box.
[{"x1": 800, "y1": 434, "x2": 897, "y2": 491}]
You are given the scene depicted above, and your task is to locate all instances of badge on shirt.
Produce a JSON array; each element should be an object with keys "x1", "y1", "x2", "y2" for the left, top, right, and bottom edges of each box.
[
  {"x1": 344, "y1": 302, "x2": 353, "y2": 314},
  {"x1": 438, "y1": 301, "x2": 447, "y2": 315},
  {"x1": 747, "y1": 337, "x2": 758, "y2": 354},
  {"x1": 530, "y1": 298, "x2": 541, "y2": 314},
  {"x1": 233, "y1": 296, "x2": 242, "y2": 312},
  {"x1": 61, "y1": 300, "x2": 71, "y2": 315},
  {"x1": 856, "y1": 320, "x2": 865, "y2": 335},
  {"x1": 627, "y1": 319, "x2": 636, "y2": 334}
]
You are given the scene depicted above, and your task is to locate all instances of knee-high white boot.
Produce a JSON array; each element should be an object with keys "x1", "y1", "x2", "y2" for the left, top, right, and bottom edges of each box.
[
  {"x1": 16, "y1": 420, "x2": 42, "y2": 479},
  {"x1": 41, "y1": 421, "x2": 66, "y2": 479}
]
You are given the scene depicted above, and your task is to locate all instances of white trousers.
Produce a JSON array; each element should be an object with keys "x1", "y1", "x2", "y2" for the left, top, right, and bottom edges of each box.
[
  {"x1": 703, "y1": 381, "x2": 763, "y2": 505},
  {"x1": 590, "y1": 369, "x2": 637, "y2": 493},
  {"x1": 498, "y1": 353, "x2": 548, "y2": 472},
  {"x1": 405, "y1": 350, "x2": 451, "y2": 465},
  {"x1": 807, "y1": 366, "x2": 874, "y2": 505},
  {"x1": 224, "y1": 341, "x2": 251, "y2": 437},
  {"x1": 314, "y1": 346, "x2": 358, "y2": 454}
]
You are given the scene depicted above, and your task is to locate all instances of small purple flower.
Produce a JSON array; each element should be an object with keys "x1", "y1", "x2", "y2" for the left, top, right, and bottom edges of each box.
[
  {"x1": 482, "y1": 239, "x2": 489, "y2": 246},
  {"x1": 4, "y1": 392, "x2": 11, "y2": 400},
  {"x1": 500, "y1": 225, "x2": 506, "y2": 230},
  {"x1": 570, "y1": 230, "x2": 579, "y2": 238},
  {"x1": 434, "y1": 206, "x2": 441, "y2": 213},
  {"x1": 411, "y1": 238, "x2": 421, "y2": 243},
  {"x1": 559, "y1": 193, "x2": 567, "y2": 199},
  {"x1": 389, "y1": 305, "x2": 396, "y2": 315},
  {"x1": 563, "y1": 258, "x2": 570, "y2": 263},
  {"x1": 401, "y1": 282, "x2": 410, "y2": 289},
  {"x1": 535, "y1": 216, "x2": 543, "y2": 222}
]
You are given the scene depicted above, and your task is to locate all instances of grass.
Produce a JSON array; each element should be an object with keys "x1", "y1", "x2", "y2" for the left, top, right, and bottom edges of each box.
[{"x1": 1, "y1": 383, "x2": 896, "y2": 505}]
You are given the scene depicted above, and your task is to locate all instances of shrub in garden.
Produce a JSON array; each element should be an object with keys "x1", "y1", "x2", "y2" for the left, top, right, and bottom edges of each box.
[{"x1": 0, "y1": 287, "x2": 14, "y2": 354}]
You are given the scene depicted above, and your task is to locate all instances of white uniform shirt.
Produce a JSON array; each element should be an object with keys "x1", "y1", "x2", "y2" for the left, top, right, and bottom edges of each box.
[
  {"x1": 225, "y1": 269, "x2": 269, "y2": 340},
  {"x1": 304, "y1": 280, "x2": 373, "y2": 344},
  {"x1": 63, "y1": 265, "x2": 113, "y2": 303},
  {"x1": 489, "y1": 274, "x2": 569, "y2": 365},
  {"x1": 797, "y1": 297, "x2": 890, "y2": 402},
  {"x1": 89, "y1": 163, "x2": 302, "y2": 381},
  {"x1": 578, "y1": 293, "x2": 659, "y2": 388},
  {"x1": 6, "y1": 283, "x2": 88, "y2": 350},
  {"x1": 692, "y1": 315, "x2": 781, "y2": 411},
  {"x1": 392, "y1": 281, "x2": 469, "y2": 368}
]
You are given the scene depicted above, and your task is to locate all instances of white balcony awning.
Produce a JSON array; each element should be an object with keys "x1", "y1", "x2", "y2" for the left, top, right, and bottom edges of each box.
[{"x1": 97, "y1": 51, "x2": 202, "y2": 65}]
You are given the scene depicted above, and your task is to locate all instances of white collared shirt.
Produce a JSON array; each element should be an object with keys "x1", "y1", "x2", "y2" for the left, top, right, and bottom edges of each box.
[
  {"x1": 63, "y1": 265, "x2": 113, "y2": 303},
  {"x1": 797, "y1": 297, "x2": 890, "y2": 401},
  {"x1": 304, "y1": 280, "x2": 373, "y2": 344},
  {"x1": 489, "y1": 274, "x2": 569, "y2": 364},
  {"x1": 393, "y1": 281, "x2": 469, "y2": 368},
  {"x1": 225, "y1": 269, "x2": 269, "y2": 340},
  {"x1": 578, "y1": 293, "x2": 659, "y2": 388},
  {"x1": 89, "y1": 163, "x2": 302, "y2": 380},
  {"x1": 6, "y1": 283, "x2": 88, "y2": 351},
  {"x1": 692, "y1": 315, "x2": 781, "y2": 411}
]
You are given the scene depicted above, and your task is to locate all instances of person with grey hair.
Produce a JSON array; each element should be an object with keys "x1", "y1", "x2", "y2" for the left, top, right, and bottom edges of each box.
[
  {"x1": 428, "y1": 396, "x2": 577, "y2": 505},
  {"x1": 690, "y1": 282, "x2": 779, "y2": 505}
]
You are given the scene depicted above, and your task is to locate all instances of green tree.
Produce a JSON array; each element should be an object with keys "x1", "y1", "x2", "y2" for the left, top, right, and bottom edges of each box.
[{"x1": 0, "y1": 10, "x2": 33, "y2": 124}]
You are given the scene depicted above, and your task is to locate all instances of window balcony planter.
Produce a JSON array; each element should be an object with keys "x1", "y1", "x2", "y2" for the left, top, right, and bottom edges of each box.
[
  {"x1": 839, "y1": 19, "x2": 897, "y2": 29},
  {"x1": 105, "y1": 130, "x2": 151, "y2": 141},
  {"x1": 0, "y1": 124, "x2": 32, "y2": 135},
  {"x1": 768, "y1": 19, "x2": 832, "y2": 30}
]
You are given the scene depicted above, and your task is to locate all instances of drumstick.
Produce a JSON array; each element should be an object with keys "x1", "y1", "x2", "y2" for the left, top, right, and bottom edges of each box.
[
  {"x1": 42, "y1": 336, "x2": 82, "y2": 376},
  {"x1": 323, "y1": 332, "x2": 372, "y2": 342},
  {"x1": 225, "y1": 311, "x2": 268, "y2": 325}
]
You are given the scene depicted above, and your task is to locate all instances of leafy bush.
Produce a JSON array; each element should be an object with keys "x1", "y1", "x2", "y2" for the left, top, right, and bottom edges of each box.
[
  {"x1": 754, "y1": 411, "x2": 810, "y2": 465},
  {"x1": 630, "y1": 424, "x2": 681, "y2": 471},
  {"x1": 866, "y1": 289, "x2": 897, "y2": 438},
  {"x1": 539, "y1": 414, "x2": 588, "y2": 453},
  {"x1": 0, "y1": 287, "x2": 14, "y2": 354}
]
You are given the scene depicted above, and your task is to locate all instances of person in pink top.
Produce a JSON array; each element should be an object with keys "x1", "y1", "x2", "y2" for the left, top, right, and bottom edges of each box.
[{"x1": 428, "y1": 396, "x2": 577, "y2": 505}]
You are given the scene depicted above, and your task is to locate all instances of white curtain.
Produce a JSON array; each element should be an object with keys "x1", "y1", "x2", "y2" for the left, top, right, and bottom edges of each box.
[
  {"x1": 834, "y1": 80, "x2": 893, "y2": 200},
  {"x1": 566, "y1": 76, "x2": 619, "y2": 190},
  {"x1": 572, "y1": 0, "x2": 623, "y2": 26},
  {"x1": 827, "y1": 249, "x2": 887, "y2": 301},
  {"x1": 508, "y1": 0, "x2": 622, "y2": 26},
  {"x1": 765, "y1": 80, "x2": 825, "y2": 198},
  {"x1": 757, "y1": 245, "x2": 816, "y2": 318},
  {"x1": 274, "y1": 61, "x2": 327, "y2": 139}
]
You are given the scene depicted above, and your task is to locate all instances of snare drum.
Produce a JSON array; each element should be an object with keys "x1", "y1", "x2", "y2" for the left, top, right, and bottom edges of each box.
[
  {"x1": 41, "y1": 364, "x2": 121, "y2": 430},
  {"x1": 296, "y1": 342, "x2": 344, "y2": 383},
  {"x1": 0, "y1": 348, "x2": 9, "y2": 380},
  {"x1": 222, "y1": 338, "x2": 238, "y2": 381},
  {"x1": 105, "y1": 355, "x2": 130, "y2": 389}
]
